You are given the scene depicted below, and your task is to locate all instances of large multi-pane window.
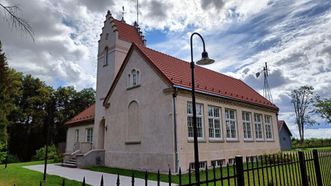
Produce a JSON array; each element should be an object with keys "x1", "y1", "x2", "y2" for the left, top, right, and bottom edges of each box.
[
  {"x1": 86, "y1": 128, "x2": 93, "y2": 143},
  {"x1": 254, "y1": 114, "x2": 263, "y2": 140},
  {"x1": 242, "y1": 111, "x2": 252, "y2": 140},
  {"x1": 225, "y1": 109, "x2": 237, "y2": 139},
  {"x1": 187, "y1": 102, "x2": 204, "y2": 138},
  {"x1": 208, "y1": 106, "x2": 222, "y2": 139},
  {"x1": 265, "y1": 115, "x2": 273, "y2": 139}
]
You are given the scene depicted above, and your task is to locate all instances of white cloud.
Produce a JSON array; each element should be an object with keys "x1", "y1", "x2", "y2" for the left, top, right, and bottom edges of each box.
[{"x1": 1, "y1": 0, "x2": 330, "y2": 137}]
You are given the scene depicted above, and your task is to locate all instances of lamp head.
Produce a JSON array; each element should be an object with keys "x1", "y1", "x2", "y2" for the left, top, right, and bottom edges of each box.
[{"x1": 196, "y1": 51, "x2": 215, "y2": 65}]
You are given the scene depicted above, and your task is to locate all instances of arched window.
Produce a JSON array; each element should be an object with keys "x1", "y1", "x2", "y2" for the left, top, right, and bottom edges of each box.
[
  {"x1": 132, "y1": 69, "x2": 137, "y2": 86},
  {"x1": 127, "y1": 101, "x2": 141, "y2": 143},
  {"x1": 128, "y1": 69, "x2": 140, "y2": 88},
  {"x1": 104, "y1": 47, "x2": 109, "y2": 66}
]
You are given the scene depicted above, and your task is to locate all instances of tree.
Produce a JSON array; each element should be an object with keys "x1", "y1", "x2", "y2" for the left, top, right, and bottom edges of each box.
[
  {"x1": 315, "y1": 98, "x2": 331, "y2": 123},
  {"x1": 0, "y1": 3, "x2": 34, "y2": 41},
  {"x1": 0, "y1": 42, "x2": 22, "y2": 145},
  {"x1": 290, "y1": 85, "x2": 314, "y2": 143},
  {"x1": 52, "y1": 87, "x2": 95, "y2": 144}
]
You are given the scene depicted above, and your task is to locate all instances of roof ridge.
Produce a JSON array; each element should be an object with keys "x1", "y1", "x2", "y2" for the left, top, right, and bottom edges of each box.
[
  {"x1": 135, "y1": 44, "x2": 276, "y2": 109},
  {"x1": 140, "y1": 45, "x2": 247, "y2": 87}
]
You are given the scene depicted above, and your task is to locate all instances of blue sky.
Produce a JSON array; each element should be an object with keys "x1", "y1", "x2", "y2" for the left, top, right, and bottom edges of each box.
[{"x1": 0, "y1": 0, "x2": 330, "y2": 138}]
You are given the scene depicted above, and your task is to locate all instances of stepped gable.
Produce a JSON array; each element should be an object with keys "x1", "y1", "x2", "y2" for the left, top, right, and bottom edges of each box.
[
  {"x1": 65, "y1": 104, "x2": 95, "y2": 125},
  {"x1": 134, "y1": 44, "x2": 278, "y2": 110},
  {"x1": 111, "y1": 18, "x2": 145, "y2": 46}
]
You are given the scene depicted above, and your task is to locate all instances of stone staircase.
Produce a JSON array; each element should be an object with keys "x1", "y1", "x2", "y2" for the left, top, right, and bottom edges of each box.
[{"x1": 62, "y1": 155, "x2": 77, "y2": 168}]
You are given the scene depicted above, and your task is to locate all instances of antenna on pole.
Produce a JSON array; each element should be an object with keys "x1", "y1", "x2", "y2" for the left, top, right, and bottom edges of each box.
[{"x1": 256, "y1": 62, "x2": 273, "y2": 102}]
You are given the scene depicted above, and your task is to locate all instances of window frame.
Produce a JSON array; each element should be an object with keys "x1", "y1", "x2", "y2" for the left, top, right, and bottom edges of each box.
[
  {"x1": 104, "y1": 47, "x2": 109, "y2": 66},
  {"x1": 254, "y1": 113, "x2": 264, "y2": 141},
  {"x1": 127, "y1": 68, "x2": 141, "y2": 89},
  {"x1": 242, "y1": 111, "x2": 253, "y2": 141},
  {"x1": 187, "y1": 102, "x2": 204, "y2": 140},
  {"x1": 225, "y1": 108, "x2": 238, "y2": 140},
  {"x1": 189, "y1": 161, "x2": 207, "y2": 170},
  {"x1": 264, "y1": 115, "x2": 273, "y2": 140},
  {"x1": 86, "y1": 128, "x2": 93, "y2": 143},
  {"x1": 211, "y1": 159, "x2": 225, "y2": 168},
  {"x1": 75, "y1": 129, "x2": 79, "y2": 142},
  {"x1": 208, "y1": 105, "x2": 222, "y2": 141}
]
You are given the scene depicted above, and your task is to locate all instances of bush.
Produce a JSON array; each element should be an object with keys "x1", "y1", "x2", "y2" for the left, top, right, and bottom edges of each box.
[
  {"x1": 0, "y1": 143, "x2": 6, "y2": 163},
  {"x1": 33, "y1": 144, "x2": 63, "y2": 163},
  {"x1": 292, "y1": 138, "x2": 331, "y2": 149},
  {"x1": 6, "y1": 154, "x2": 20, "y2": 163}
]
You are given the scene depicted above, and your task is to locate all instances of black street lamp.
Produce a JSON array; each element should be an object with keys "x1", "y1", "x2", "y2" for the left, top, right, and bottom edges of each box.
[{"x1": 190, "y1": 32, "x2": 215, "y2": 185}]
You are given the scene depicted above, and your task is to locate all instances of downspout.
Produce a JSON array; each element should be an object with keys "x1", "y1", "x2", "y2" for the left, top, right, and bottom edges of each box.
[{"x1": 172, "y1": 88, "x2": 179, "y2": 173}]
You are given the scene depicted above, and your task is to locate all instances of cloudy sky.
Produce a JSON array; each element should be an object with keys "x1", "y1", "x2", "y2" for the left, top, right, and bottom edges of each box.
[{"x1": 1, "y1": 0, "x2": 330, "y2": 138}]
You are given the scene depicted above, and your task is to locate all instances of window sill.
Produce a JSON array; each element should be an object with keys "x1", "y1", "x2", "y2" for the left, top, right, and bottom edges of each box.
[
  {"x1": 255, "y1": 139, "x2": 265, "y2": 142},
  {"x1": 103, "y1": 63, "x2": 108, "y2": 67},
  {"x1": 208, "y1": 138, "x2": 224, "y2": 143},
  {"x1": 244, "y1": 139, "x2": 254, "y2": 142},
  {"x1": 127, "y1": 84, "x2": 141, "y2": 90},
  {"x1": 266, "y1": 139, "x2": 274, "y2": 142},
  {"x1": 125, "y1": 140, "x2": 141, "y2": 145},
  {"x1": 226, "y1": 138, "x2": 239, "y2": 142},
  {"x1": 187, "y1": 138, "x2": 206, "y2": 143}
]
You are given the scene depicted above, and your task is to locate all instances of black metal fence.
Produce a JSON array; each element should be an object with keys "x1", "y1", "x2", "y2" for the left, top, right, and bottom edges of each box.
[{"x1": 46, "y1": 149, "x2": 331, "y2": 186}]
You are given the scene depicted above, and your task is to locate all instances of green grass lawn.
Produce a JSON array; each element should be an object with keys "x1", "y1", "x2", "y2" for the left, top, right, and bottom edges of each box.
[
  {"x1": 0, "y1": 161, "x2": 86, "y2": 186},
  {"x1": 87, "y1": 149, "x2": 331, "y2": 186}
]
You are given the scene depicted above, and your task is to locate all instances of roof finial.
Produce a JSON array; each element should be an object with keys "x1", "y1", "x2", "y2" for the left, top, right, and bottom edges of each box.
[{"x1": 121, "y1": 6, "x2": 126, "y2": 22}]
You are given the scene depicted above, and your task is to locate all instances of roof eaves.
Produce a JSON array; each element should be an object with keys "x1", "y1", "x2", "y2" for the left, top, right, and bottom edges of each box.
[{"x1": 173, "y1": 85, "x2": 279, "y2": 111}]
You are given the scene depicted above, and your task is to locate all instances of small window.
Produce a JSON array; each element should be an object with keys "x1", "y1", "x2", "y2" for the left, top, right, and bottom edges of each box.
[
  {"x1": 211, "y1": 159, "x2": 225, "y2": 167},
  {"x1": 189, "y1": 161, "x2": 207, "y2": 170},
  {"x1": 228, "y1": 158, "x2": 235, "y2": 166},
  {"x1": 86, "y1": 128, "x2": 93, "y2": 143},
  {"x1": 75, "y1": 129, "x2": 79, "y2": 142},
  {"x1": 128, "y1": 69, "x2": 140, "y2": 88},
  {"x1": 104, "y1": 47, "x2": 109, "y2": 66},
  {"x1": 246, "y1": 156, "x2": 257, "y2": 162},
  {"x1": 105, "y1": 33, "x2": 109, "y2": 40}
]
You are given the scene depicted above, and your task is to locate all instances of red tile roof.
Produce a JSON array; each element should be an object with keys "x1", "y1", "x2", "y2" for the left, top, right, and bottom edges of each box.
[
  {"x1": 68, "y1": 18, "x2": 278, "y2": 126},
  {"x1": 65, "y1": 104, "x2": 95, "y2": 125},
  {"x1": 112, "y1": 19, "x2": 145, "y2": 46},
  {"x1": 134, "y1": 44, "x2": 278, "y2": 110}
]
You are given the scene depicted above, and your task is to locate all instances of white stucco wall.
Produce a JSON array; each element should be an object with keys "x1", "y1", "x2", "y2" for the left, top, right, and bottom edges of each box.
[
  {"x1": 175, "y1": 91, "x2": 281, "y2": 171},
  {"x1": 65, "y1": 123, "x2": 94, "y2": 153},
  {"x1": 104, "y1": 49, "x2": 175, "y2": 172}
]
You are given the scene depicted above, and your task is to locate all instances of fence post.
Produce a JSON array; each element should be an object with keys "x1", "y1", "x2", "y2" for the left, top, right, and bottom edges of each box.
[
  {"x1": 313, "y1": 149, "x2": 323, "y2": 186},
  {"x1": 298, "y1": 151, "x2": 308, "y2": 186},
  {"x1": 100, "y1": 175, "x2": 104, "y2": 186},
  {"x1": 235, "y1": 156, "x2": 244, "y2": 186}
]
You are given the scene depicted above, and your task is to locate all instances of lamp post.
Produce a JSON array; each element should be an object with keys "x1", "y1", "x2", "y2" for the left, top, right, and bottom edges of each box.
[{"x1": 190, "y1": 32, "x2": 215, "y2": 185}]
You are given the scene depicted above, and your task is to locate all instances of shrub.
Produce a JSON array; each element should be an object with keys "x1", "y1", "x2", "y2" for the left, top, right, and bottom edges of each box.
[{"x1": 33, "y1": 144, "x2": 63, "y2": 162}]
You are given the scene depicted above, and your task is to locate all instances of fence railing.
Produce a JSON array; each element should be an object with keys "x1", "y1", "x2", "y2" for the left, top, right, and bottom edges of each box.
[{"x1": 36, "y1": 149, "x2": 331, "y2": 186}]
